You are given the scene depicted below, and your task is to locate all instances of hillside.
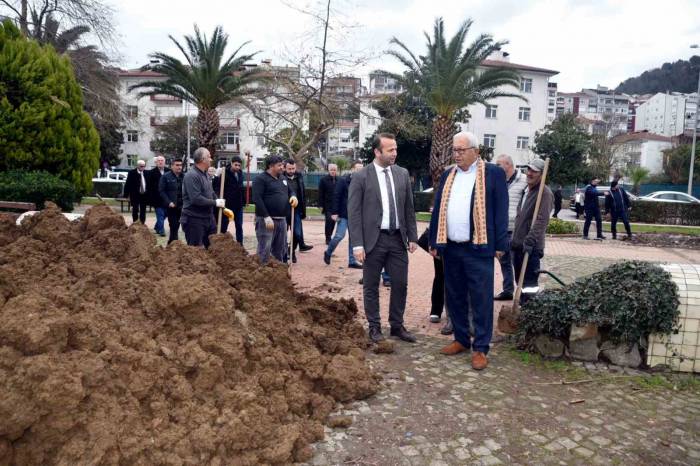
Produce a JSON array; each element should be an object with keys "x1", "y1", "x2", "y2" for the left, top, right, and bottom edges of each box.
[{"x1": 616, "y1": 56, "x2": 700, "y2": 94}]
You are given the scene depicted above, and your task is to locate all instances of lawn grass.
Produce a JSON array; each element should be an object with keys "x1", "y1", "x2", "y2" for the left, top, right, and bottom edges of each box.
[{"x1": 78, "y1": 197, "x2": 119, "y2": 207}]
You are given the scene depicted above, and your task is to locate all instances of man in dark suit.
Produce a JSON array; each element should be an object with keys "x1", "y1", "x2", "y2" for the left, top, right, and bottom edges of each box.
[
  {"x1": 583, "y1": 177, "x2": 605, "y2": 240},
  {"x1": 212, "y1": 156, "x2": 245, "y2": 244},
  {"x1": 348, "y1": 133, "x2": 418, "y2": 343},
  {"x1": 318, "y1": 163, "x2": 338, "y2": 244},
  {"x1": 147, "y1": 155, "x2": 169, "y2": 236},
  {"x1": 284, "y1": 159, "x2": 312, "y2": 263},
  {"x1": 429, "y1": 131, "x2": 509, "y2": 370},
  {"x1": 124, "y1": 159, "x2": 149, "y2": 224}
]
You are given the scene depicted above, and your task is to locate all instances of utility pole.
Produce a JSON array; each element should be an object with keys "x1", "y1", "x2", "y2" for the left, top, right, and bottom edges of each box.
[
  {"x1": 689, "y1": 44, "x2": 699, "y2": 195},
  {"x1": 185, "y1": 101, "x2": 191, "y2": 172}
]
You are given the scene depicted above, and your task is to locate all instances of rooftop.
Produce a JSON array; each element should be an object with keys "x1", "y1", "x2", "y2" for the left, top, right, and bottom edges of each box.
[
  {"x1": 611, "y1": 130, "x2": 675, "y2": 144},
  {"x1": 480, "y1": 59, "x2": 558, "y2": 76}
]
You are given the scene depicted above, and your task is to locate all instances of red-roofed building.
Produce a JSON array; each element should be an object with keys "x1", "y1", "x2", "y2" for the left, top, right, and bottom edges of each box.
[{"x1": 610, "y1": 130, "x2": 676, "y2": 175}]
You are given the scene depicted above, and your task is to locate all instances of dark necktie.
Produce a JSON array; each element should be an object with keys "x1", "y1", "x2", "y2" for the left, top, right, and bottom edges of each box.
[{"x1": 383, "y1": 168, "x2": 396, "y2": 231}]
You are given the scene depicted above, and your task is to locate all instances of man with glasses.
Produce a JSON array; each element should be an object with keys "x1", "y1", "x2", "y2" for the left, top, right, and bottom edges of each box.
[
  {"x1": 429, "y1": 132, "x2": 509, "y2": 370},
  {"x1": 124, "y1": 159, "x2": 149, "y2": 225}
]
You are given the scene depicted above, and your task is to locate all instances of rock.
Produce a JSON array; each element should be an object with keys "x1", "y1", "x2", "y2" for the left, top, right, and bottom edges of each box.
[
  {"x1": 568, "y1": 324, "x2": 599, "y2": 362},
  {"x1": 373, "y1": 340, "x2": 395, "y2": 354},
  {"x1": 327, "y1": 415, "x2": 353, "y2": 428},
  {"x1": 534, "y1": 335, "x2": 564, "y2": 358},
  {"x1": 570, "y1": 324, "x2": 598, "y2": 341},
  {"x1": 600, "y1": 341, "x2": 642, "y2": 368}
]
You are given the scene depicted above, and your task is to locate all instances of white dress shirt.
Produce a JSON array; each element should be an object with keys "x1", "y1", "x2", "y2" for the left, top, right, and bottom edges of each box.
[
  {"x1": 446, "y1": 162, "x2": 477, "y2": 242},
  {"x1": 374, "y1": 161, "x2": 400, "y2": 230}
]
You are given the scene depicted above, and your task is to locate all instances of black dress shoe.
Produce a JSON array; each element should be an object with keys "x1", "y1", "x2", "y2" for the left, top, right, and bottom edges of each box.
[
  {"x1": 323, "y1": 252, "x2": 331, "y2": 265},
  {"x1": 368, "y1": 326, "x2": 384, "y2": 343},
  {"x1": 299, "y1": 244, "x2": 313, "y2": 252},
  {"x1": 440, "y1": 318, "x2": 453, "y2": 335},
  {"x1": 348, "y1": 263, "x2": 363, "y2": 269},
  {"x1": 494, "y1": 291, "x2": 513, "y2": 301},
  {"x1": 292, "y1": 254, "x2": 297, "y2": 263},
  {"x1": 390, "y1": 326, "x2": 417, "y2": 343}
]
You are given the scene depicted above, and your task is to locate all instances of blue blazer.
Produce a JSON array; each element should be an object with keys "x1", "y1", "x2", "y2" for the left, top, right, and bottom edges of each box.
[{"x1": 429, "y1": 162, "x2": 509, "y2": 257}]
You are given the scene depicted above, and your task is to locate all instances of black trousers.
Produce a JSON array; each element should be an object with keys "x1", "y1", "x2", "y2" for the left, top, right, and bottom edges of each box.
[
  {"x1": 167, "y1": 206, "x2": 182, "y2": 244},
  {"x1": 324, "y1": 212, "x2": 335, "y2": 244},
  {"x1": 553, "y1": 203, "x2": 561, "y2": 218},
  {"x1": 575, "y1": 204, "x2": 583, "y2": 219},
  {"x1": 431, "y1": 257, "x2": 445, "y2": 317},
  {"x1": 181, "y1": 215, "x2": 215, "y2": 248},
  {"x1": 363, "y1": 231, "x2": 408, "y2": 330},
  {"x1": 611, "y1": 210, "x2": 632, "y2": 238},
  {"x1": 130, "y1": 195, "x2": 148, "y2": 224},
  {"x1": 583, "y1": 209, "x2": 603, "y2": 238}
]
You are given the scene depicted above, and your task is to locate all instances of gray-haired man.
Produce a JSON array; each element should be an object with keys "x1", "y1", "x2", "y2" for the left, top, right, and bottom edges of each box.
[
  {"x1": 180, "y1": 147, "x2": 226, "y2": 248},
  {"x1": 494, "y1": 154, "x2": 528, "y2": 301}
]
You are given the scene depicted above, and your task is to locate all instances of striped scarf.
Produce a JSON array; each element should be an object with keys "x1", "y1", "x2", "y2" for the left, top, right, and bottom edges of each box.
[{"x1": 435, "y1": 159, "x2": 488, "y2": 245}]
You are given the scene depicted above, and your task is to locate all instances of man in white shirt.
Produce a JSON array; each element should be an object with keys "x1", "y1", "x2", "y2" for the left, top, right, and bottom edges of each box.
[
  {"x1": 348, "y1": 133, "x2": 419, "y2": 344},
  {"x1": 429, "y1": 132, "x2": 509, "y2": 370}
]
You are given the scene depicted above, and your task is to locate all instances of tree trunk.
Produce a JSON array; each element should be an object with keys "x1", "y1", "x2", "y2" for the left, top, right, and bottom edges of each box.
[
  {"x1": 196, "y1": 107, "x2": 220, "y2": 161},
  {"x1": 19, "y1": 0, "x2": 28, "y2": 34},
  {"x1": 429, "y1": 115, "x2": 456, "y2": 189}
]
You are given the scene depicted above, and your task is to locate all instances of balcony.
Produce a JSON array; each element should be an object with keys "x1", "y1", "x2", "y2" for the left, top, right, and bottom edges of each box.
[
  {"x1": 150, "y1": 94, "x2": 182, "y2": 103},
  {"x1": 218, "y1": 142, "x2": 240, "y2": 153},
  {"x1": 150, "y1": 116, "x2": 171, "y2": 126},
  {"x1": 220, "y1": 118, "x2": 241, "y2": 130}
]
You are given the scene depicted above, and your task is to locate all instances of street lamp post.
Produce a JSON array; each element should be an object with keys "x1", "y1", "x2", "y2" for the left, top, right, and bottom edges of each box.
[{"x1": 688, "y1": 44, "x2": 699, "y2": 195}]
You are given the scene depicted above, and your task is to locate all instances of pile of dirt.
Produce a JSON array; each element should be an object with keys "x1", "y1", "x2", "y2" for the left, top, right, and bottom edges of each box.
[
  {"x1": 621, "y1": 233, "x2": 700, "y2": 250},
  {"x1": 0, "y1": 204, "x2": 378, "y2": 465}
]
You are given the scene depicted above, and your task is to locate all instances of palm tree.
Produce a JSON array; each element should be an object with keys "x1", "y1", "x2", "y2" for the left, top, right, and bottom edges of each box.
[
  {"x1": 388, "y1": 18, "x2": 523, "y2": 186},
  {"x1": 129, "y1": 25, "x2": 264, "y2": 159},
  {"x1": 629, "y1": 166, "x2": 650, "y2": 195}
]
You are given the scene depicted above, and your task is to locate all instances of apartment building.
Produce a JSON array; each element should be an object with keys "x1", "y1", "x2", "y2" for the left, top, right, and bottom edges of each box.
[
  {"x1": 460, "y1": 51, "x2": 559, "y2": 165},
  {"x1": 324, "y1": 76, "x2": 362, "y2": 157},
  {"x1": 610, "y1": 131, "x2": 675, "y2": 175},
  {"x1": 634, "y1": 92, "x2": 700, "y2": 137}
]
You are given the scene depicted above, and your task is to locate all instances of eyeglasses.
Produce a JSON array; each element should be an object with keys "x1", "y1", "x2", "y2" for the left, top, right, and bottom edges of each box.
[{"x1": 452, "y1": 147, "x2": 474, "y2": 154}]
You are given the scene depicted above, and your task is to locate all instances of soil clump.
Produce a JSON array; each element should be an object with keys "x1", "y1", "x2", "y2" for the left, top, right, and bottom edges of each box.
[{"x1": 0, "y1": 204, "x2": 378, "y2": 465}]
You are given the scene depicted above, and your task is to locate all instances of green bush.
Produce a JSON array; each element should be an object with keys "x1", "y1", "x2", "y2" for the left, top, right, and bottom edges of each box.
[
  {"x1": 546, "y1": 218, "x2": 578, "y2": 234},
  {"x1": 518, "y1": 261, "x2": 680, "y2": 345},
  {"x1": 629, "y1": 200, "x2": 700, "y2": 226},
  {"x1": 0, "y1": 170, "x2": 79, "y2": 211},
  {"x1": 92, "y1": 181, "x2": 124, "y2": 198},
  {"x1": 0, "y1": 20, "x2": 100, "y2": 194}
]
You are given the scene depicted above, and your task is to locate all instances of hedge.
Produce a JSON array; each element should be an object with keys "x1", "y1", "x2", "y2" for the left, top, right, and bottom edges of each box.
[
  {"x1": 0, "y1": 170, "x2": 79, "y2": 211},
  {"x1": 629, "y1": 200, "x2": 700, "y2": 226}
]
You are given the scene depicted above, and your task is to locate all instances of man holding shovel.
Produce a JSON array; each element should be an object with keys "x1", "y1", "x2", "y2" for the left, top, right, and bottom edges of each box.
[
  {"x1": 511, "y1": 159, "x2": 553, "y2": 304},
  {"x1": 253, "y1": 155, "x2": 299, "y2": 264}
]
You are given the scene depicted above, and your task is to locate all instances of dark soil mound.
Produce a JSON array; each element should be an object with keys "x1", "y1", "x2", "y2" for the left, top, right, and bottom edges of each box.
[{"x1": 0, "y1": 204, "x2": 378, "y2": 465}]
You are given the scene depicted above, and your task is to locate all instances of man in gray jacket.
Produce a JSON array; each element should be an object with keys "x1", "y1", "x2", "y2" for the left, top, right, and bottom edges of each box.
[
  {"x1": 348, "y1": 133, "x2": 418, "y2": 343},
  {"x1": 180, "y1": 147, "x2": 226, "y2": 248},
  {"x1": 494, "y1": 154, "x2": 528, "y2": 301},
  {"x1": 511, "y1": 159, "x2": 553, "y2": 302}
]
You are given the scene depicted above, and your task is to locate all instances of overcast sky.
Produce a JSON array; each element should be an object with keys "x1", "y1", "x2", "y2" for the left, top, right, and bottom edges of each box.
[{"x1": 113, "y1": 0, "x2": 700, "y2": 92}]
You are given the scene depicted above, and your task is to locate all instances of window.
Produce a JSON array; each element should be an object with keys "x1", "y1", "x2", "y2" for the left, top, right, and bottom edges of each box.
[
  {"x1": 219, "y1": 132, "x2": 239, "y2": 145},
  {"x1": 126, "y1": 154, "x2": 138, "y2": 167},
  {"x1": 485, "y1": 105, "x2": 497, "y2": 119},
  {"x1": 518, "y1": 107, "x2": 531, "y2": 121},
  {"x1": 126, "y1": 105, "x2": 138, "y2": 118},
  {"x1": 367, "y1": 117, "x2": 378, "y2": 125},
  {"x1": 126, "y1": 130, "x2": 138, "y2": 142},
  {"x1": 483, "y1": 134, "x2": 496, "y2": 148},
  {"x1": 548, "y1": 90, "x2": 556, "y2": 97},
  {"x1": 516, "y1": 136, "x2": 529, "y2": 150},
  {"x1": 520, "y1": 78, "x2": 532, "y2": 93}
]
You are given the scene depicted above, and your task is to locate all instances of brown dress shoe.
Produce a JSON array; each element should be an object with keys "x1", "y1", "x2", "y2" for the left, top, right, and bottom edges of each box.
[
  {"x1": 440, "y1": 341, "x2": 468, "y2": 355},
  {"x1": 471, "y1": 351, "x2": 488, "y2": 370}
]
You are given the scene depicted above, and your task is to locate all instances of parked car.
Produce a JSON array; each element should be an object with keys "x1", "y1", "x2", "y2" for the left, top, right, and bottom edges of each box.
[
  {"x1": 15, "y1": 211, "x2": 83, "y2": 226},
  {"x1": 637, "y1": 191, "x2": 700, "y2": 204},
  {"x1": 93, "y1": 170, "x2": 127, "y2": 182}
]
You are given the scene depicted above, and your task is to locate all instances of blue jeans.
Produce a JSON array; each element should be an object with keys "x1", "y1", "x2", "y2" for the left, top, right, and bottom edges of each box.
[
  {"x1": 220, "y1": 207, "x2": 244, "y2": 244},
  {"x1": 255, "y1": 216, "x2": 286, "y2": 264},
  {"x1": 155, "y1": 207, "x2": 166, "y2": 234},
  {"x1": 443, "y1": 242, "x2": 494, "y2": 354},
  {"x1": 325, "y1": 218, "x2": 358, "y2": 266}
]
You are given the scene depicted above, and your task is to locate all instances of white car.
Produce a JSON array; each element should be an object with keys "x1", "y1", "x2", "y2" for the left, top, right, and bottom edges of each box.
[
  {"x1": 638, "y1": 191, "x2": 700, "y2": 204},
  {"x1": 15, "y1": 211, "x2": 83, "y2": 226},
  {"x1": 93, "y1": 171, "x2": 128, "y2": 182}
]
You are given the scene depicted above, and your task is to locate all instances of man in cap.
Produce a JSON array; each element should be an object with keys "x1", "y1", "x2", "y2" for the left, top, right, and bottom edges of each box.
[{"x1": 510, "y1": 158, "x2": 554, "y2": 302}]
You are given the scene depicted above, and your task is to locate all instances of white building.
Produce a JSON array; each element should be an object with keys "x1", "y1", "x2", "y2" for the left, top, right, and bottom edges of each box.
[
  {"x1": 357, "y1": 71, "x2": 404, "y2": 147},
  {"x1": 556, "y1": 87, "x2": 631, "y2": 136},
  {"x1": 634, "y1": 92, "x2": 689, "y2": 136},
  {"x1": 117, "y1": 69, "x2": 185, "y2": 168},
  {"x1": 547, "y1": 82, "x2": 557, "y2": 123},
  {"x1": 610, "y1": 131, "x2": 675, "y2": 175},
  {"x1": 460, "y1": 51, "x2": 559, "y2": 165}
]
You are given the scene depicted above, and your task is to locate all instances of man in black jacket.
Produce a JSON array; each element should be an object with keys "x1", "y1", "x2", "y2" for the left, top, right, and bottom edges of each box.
[
  {"x1": 212, "y1": 156, "x2": 245, "y2": 244},
  {"x1": 318, "y1": 163, "x2": 338, "y2": 244},
  {"x1": 147, "y1": 155, "x2": 169, "y2": 236},
  {"x1": 253, "y1": 155, "x2": 299, "y2": 264},
  {"x1": 123, "y1": 159, "x2": 149, "y2": 224},
  {"x1": 604, "y1": 180, "x2": 632, "y2": 239},
  {"x1": 158, "y1": 158, "x2": 184, "y2": 244},
  {"x1": 284, "y1": 159, "x2": 312, "y2": 263},
  {"x1": 583, "y1": 177, "x2": 605, "y2": 240},
  {"x1": 324, "y1": 160, "x2": 363, "y2": 268}
]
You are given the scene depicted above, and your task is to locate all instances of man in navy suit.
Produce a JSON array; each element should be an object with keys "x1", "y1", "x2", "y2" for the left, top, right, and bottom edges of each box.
[{"x1": 429, "y1": 131, "x2": 509, "y2": 370}]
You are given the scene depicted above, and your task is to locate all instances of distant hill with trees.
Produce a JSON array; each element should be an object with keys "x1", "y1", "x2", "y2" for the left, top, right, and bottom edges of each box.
[{"x1": 615, "y1": 56, "x2": 700, "y2": 94}]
